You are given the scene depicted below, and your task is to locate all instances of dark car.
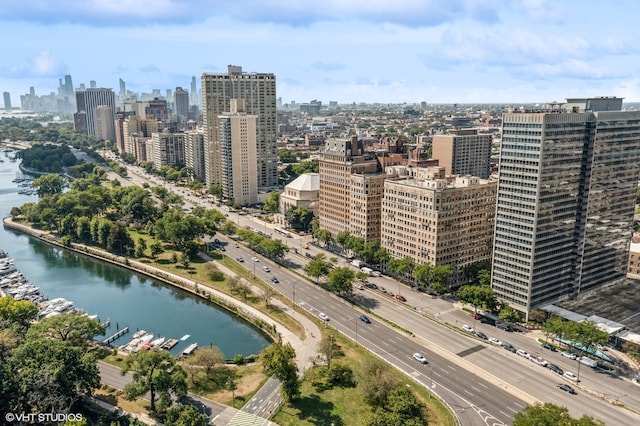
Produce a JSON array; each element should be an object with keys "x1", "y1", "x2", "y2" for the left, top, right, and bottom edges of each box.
[
  {"x1": 271, "y1": 277, "x2": 279, "y2": 283},
  {"x1": 543, "y1": 343, "x2": 557, "y2": 352},
  {"x1": 365, "y1": 282, "x2": 378, "y2": 290},
  {"x1": 359, "y1": 315, "x2": 371, "y2": 323},
  {"x1": 557, "y1": 383, "x2": 577, "y2": 394},
  {"x1": 502, "y1": 342, "x2": 516, "y2": 353},
  {"x1": 476, "y1": 331, "x2": 488, "y2": 340},
  {"x1": 496, "y1": 323, "x2": 511, "y2": 332},
  {"x1": 547, "y1": 364, "x2": 564, "y2": 375}
]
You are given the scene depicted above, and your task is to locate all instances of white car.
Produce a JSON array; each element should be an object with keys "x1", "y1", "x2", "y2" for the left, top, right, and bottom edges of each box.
[
  {"x1": 561, "y1": 351, "x2": 577, "y2": 360},
  {"x1": 354, "y1": 283, "x2": 365, "y2": 290},
  {"x1": 462, "y1": 324, "x2": 474, "y2": 333},
  {"x1": 517, "y1": 349, "x2": 529, "y2": 358},
  {"x1": 413, "y1": 353, "x2": 428, "y2": 364},
  {"x1": 563, "y1": 371, "x2": 579, "y2": 382},
  {"x1": 318, "y1": 312, "x2": 329, "y2": 321},
  {"x1": 489, "y1": 337, "x2": 502, "y2": 346},
  {"x1": 252, "y1": 257, "x2": 259, "y2": 262}
]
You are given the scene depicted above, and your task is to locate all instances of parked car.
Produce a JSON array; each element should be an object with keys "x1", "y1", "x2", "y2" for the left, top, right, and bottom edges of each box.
[
  {"x1": 547, "y1": 364, "x2": 564, "y2": 375},
  {"x1": 470, "y1": 313, "x2": 483, "y2": 320},
  {"x1": 496, "y1": 323, "x2": 511, "y2": 332},
  {"x1": 359, "y1": 315, "x2": 371, "y2": 323},
  {"x1": 557, "y1": 383, "x2": 577, "y2": 394},
  {"x1": 542, "y1": 343, "x2": 557, "y2": 351},
  {"x1": 489, "y1": 337, "x2": 503, "y2": 346},
  {"x1": 318, "y1": 312, "x2": 329, "y2": 321},
  {"x1": 271, "y1": 276, "x2": 279, "y2": 283},
  {"x1": 561, "y1": 351, "x2": 577, "y2": 360},
  {"x1": 462, "y1": 324, "x2": 475, "y2": 333},
  {"x1": 236, "y1": 257, "x2": 244, "y2": 262},
  {"x1": 476, "y1": 331, "x2": 488, "y2": 340},
  {"x1": 365, "y1": 282, "x2": 378, "y2": 290},
  {"x1": 517, "y1": 349, "x2": 529, "y2": 358},
  {"x1": 252, "y1": 257, "x2": 259, "y2": 262},
  {"x1": 502, "y1": 342, "x2": 516, "y2": 353},
  {"x1": 563, "y1": 371, "x2": 579, "y2": 382},
  {"x1": 354, "y1": 283, "x2": 365, "y2": 290},
  {"x1": 395, "y1": 294, "x2": 407, "y2": 302},
  {"x1": 413, "y1": 353, "x2": 428, "y2": 364}
]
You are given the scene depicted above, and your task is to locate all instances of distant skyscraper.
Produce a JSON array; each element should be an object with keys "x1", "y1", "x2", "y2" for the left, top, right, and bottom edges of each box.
[
  {"x1": 119, "y1": 78, "x2": 126, "y2": 99},
  {"x1": 64, "y1": 74, "x2": 74, "y2": 97},
  {"x1": 190, "y1": 76, "x2": 198, "y2": 106},
  {"x1": 90, "y1": 80, "x2": 97, "y2": 89},
  {"x1": 202, "y1": 65, "x2": 277, "y2": 188},
  {"x1": 432, "y1": 128, "x2": 493, "y2": 179},
  {"x1": 174, "y1": 87, "x2": 189, "y2": 122},
  {"x1": 74, "y1": 88, "x2": 116, "y2": 138},
  {"x1": 145, "y1": 98, "x2": 170, "y2": 124},
  {"x1": 3, "y1": 92, "x2": 11, "y2": 111},
  {"x1": 491, "y1": 97, "x2": 640, "y2": 318}
]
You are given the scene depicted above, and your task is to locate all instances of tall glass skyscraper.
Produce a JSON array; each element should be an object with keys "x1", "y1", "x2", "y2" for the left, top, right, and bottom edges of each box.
[{"x1": 491, "y1": 98, "x2": 640, "y2": 318}]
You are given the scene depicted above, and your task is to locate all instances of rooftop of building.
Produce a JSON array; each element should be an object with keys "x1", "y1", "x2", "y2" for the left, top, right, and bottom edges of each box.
[{"x1": 285, "y1": 173, "x2": 319, "y2": 192}]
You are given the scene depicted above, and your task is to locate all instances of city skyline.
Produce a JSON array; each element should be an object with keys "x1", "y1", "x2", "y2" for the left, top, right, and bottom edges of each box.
[{"x1": 2, "y1": 1, "x2": 640, "y2": 106}]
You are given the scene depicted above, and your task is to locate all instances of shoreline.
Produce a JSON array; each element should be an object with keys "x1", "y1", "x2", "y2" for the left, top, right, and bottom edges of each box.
[{"x1": 1, "y1": 216, "x2": 294, "y2": 348}]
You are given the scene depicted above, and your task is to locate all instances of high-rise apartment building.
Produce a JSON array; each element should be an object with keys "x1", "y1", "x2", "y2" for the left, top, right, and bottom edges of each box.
[
  {"x1": 381, "y1": 166, "x2": 497, "y2": 288},
  {"x1": 318, "y1": 137, "x2": 386, "y2": 241},
  {"x1": 185, "y1": 129, "x2": 206, "y2": 181},
  {"x1": 491, "y1": 98, "x2": 640, "y2": 318},
  {"x1": 3, "y1": 92, "x2": 11, "y2": 111},
  {"x1": 218, "y1": 99, "x2": 258, "y2": 205},
  {"x1": 94, "y1": 105, "x2": 115, "y2": 142},
  {"x1": 190, "y1": 76, "x2": 198, "y2": 107},
  {"x1": 202, "y1": 65, "x2": 277, "y2": 189},
  {"x1": 174, "y1": 87, "x2": 190, "y2": 122},
  {"x1": 152, "y1": 130, "x2": 185, "y2": 170},
  {"x1": 432, "y1": 128, "x2": 493, "y2": 179},
  {"x1": 74, "y1": 88, "x2": 116, "y2": 138}
]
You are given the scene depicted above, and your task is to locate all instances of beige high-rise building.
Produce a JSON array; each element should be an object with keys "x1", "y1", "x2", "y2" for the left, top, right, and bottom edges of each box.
[
  {"x1": 218, "y1": 99, "x2": 258, "y2": 206},
  {"x1": 151, "y1": 130, "x2": 185, "y2": 170},
  {"x1": 381, "y1": 166, "x2": 497, "y2": 288},
  {"x1": 202, "y1": 65, "x2": 277, "y2": 189},
  {"x1": 432, "y1": 128, "x2": 493, "y2": 179},
  {"x1": 318, "y1": 137, "x2": 386, "y2": 241},
  {"x1": 94, "y1": 105, "x2": 115, "y2": 142}
]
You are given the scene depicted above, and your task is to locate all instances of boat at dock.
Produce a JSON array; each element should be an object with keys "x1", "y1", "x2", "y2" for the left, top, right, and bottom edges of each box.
[{"x1": 180, "y1": 334, "x2": 191, "y2": 341}]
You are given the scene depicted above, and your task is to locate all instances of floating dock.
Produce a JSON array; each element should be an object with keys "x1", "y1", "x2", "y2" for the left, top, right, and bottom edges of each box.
[
  {"x1": 160, "y1": 339, "x2": 179, "y2": 350},
  {"x1": 181, "y1": 343, "x2": 198, "y2": 356},
  {"x1": 103, "y1": 327, "x2": 129, "y2": 344},
  {"x1": 180, "y1": 334, "x2": 191, "y2": 341}
]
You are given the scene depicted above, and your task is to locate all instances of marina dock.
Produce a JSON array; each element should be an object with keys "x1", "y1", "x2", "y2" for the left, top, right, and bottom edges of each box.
[
  {"x1": 181, "y1": 342, "x2": 198, "y2": 357},
  {"x1": 161, "y1": 338, "x2": 179, "y2": 350},
  {"x1": 103, "y1": 326, "x2": 129, "y2": 344}
]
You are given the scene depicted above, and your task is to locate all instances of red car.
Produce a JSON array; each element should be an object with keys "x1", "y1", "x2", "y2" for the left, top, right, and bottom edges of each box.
[
  {"x1": 395, "y1": 294, "x2": 406, "y2": 302},
  {"x1": 471, "y1": 313, "x2": 482, "y2": 320}
]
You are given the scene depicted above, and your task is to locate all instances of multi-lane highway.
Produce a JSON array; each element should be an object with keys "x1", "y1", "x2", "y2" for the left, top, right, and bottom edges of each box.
[{"x1": 113, "y1": 156, "x2": 640, "y2": 425}]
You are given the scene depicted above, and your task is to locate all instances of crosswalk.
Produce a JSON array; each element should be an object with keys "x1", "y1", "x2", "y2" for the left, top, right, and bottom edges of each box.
[{"x1": 226, "y1": 410, "x2": 270, "y2": 426}]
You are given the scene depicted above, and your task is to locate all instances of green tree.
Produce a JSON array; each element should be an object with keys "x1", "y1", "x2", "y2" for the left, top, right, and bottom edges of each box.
[
  {"x1": 498, "y1": 302, "x2": 521, "y2": 323},
  {"x1": 106, "y1": 222, "x2": 134, "y2": 254},
  {"x1": 303, "y1": 253, "x2": 331, "y2": 284},
  {"x1": 0, "y1": 297, "x2": 38, "y2": 334},
  {"x1": 285, "y1": 206, "x2": 314, "y2": 232},
  {"x1": 327, "y1": 267, "x2": 356, "y2": 295},
  {"x1": 541, "y1": 316, "x2": 566, "y2": 343},
  {"x1": 32, "y1": 173, "x2": 68, "y2": 197},
  {"x1": 121, "y1": 348, "x2": 188, "y2": 413},
  {"x1": 457, "y1": 285, "x2": 496, "y2": 314},
  {"x1": 135, "y1": 237, "x2": 148, "y2": 258},
  {"x1": 513, "y1": 402, "x2": 604, "y2": 426},
  {"x1": 26, "y1": 312, "x2": 105, "y2": 348},
  {"x1": 184, "y1": 346, "x2": 226, "y2": 388},
  {"x1": 314, "y1": 228, "x2": 333, "y2": 247},
  {"x1": 11, "y1": 339, "x2": 100, "y2": 414},
  {"x1": 388, "y1": 256, "x2": 415, "y2": 281},
  {"x1": 358, "y1": 358, "x2": 399, "y2": 408},
  {"x1": 262, "y1": 191, "x2": 281, "y2": 213},
  {"x1": 165, "y1": 404, "x2": 209, "y2": 426},
  {"x1": 260, "y1": 342, "x2": 300, "y2": 402},
  {"x1": 150, "y1": 241, "x2": 164, "y2": 259},
  {"x1": 208, "y1": 184, "x2": 223, "y2": 199}
]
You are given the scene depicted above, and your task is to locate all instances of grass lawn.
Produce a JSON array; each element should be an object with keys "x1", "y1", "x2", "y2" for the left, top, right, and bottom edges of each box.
[{"x1": 274, "y1": 331, "x2": 456, "y2": 426}]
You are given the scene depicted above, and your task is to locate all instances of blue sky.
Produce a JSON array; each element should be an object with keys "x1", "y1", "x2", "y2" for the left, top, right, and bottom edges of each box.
[{"x1": 2, "y1": 0, "x2": 640, "y2": 105}]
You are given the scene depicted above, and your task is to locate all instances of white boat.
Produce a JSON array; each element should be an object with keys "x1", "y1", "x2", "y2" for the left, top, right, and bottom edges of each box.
[
  {"x1": 132, "y1": 329, "x2": 148, "y2": 339},
  {"x1": 150, "y1": 337, "x2": 166, "y2": 347}
]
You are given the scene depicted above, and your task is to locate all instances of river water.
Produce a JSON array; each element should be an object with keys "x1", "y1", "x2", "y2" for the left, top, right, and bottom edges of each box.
[{"x1": 0, "y1": 149, "x2": 269, "y2": 357}]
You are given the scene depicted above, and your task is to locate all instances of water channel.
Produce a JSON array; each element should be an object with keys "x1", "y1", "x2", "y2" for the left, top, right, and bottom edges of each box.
[{"x1": 0, "y1": 149, "x2": 270, "y2": 357}]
